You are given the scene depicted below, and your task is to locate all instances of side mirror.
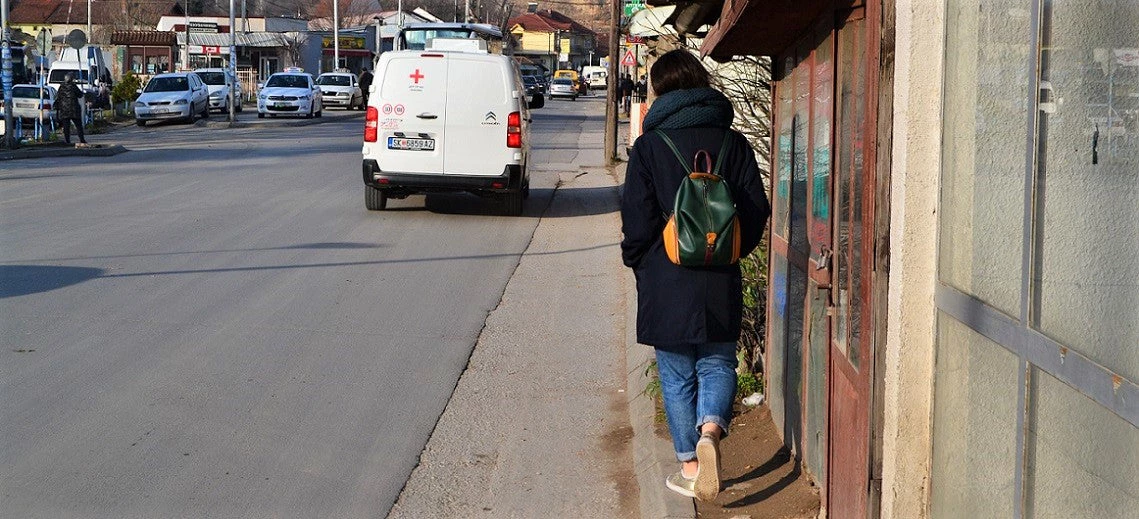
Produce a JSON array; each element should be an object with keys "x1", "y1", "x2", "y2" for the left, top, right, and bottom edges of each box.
[{"x1": 529, "y1": 93, "x2": 544, "y2": 109}]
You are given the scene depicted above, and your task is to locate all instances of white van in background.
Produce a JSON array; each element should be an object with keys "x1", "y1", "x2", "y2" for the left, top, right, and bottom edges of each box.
[
  {"x1": 582, "y1": 65, "x2": 607, "y2": 90},
  {"x1": 361, "y1": 38, "x2": 541, "y2": 215},
  {"x1": 47, "y1": 46, "x2": 112, "y2": 101}
]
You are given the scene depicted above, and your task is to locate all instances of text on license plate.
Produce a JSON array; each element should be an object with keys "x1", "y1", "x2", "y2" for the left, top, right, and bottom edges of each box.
[{"x1": 388, "y1": 137, "x2": 435, "y2": 151}]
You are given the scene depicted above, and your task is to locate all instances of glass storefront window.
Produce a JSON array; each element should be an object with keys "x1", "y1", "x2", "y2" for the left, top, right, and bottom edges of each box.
[
  {"x1": 1032, "y1": 0, "x2": 1139, "y2": 383},
  {"x1": 939, "y1": 0, "x2": 1033, "y2": 317},
  {"x1": 931, "y1": 313, "x2": 1020, "y2": 518}
]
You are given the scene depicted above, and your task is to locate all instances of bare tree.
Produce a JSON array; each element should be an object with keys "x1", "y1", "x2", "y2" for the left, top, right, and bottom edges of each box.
[{"x1": 281, "y1": 31, "x2": 308, "y2": 67}]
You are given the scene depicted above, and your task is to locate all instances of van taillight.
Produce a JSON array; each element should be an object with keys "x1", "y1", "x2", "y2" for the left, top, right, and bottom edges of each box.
[
  {"x1": 365, "y1": 106, "x2": 379, "y2": 142},
  {"x1": 507, "y1": 111, "x2": 522, "y2": 148}
]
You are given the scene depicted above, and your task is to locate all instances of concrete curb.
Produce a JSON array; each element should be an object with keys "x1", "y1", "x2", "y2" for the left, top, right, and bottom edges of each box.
[
  {"x1": 198, "y1": 110, "x2": 366, "y2": 129},
  {"x1": 614, "y1": 163, "x2": 696, "y2": 519},
  {"x1": 0, "y1": 144, "x2": 128, "y2": 161}
]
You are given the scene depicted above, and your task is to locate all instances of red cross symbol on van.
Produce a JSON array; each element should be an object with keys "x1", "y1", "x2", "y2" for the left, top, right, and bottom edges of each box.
[{"x1": 409, "y1": 69, "x2": 425, "y2": 84}]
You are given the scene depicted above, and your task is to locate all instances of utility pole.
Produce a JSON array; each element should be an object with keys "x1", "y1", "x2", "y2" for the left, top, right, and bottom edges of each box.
[
  {"x1": 333, "y1": 0, "x2": 339, "y2": 71},
  {"x1": 87, "y1": 0, "x2": 92, "y2": 40},
  {"x1": 183, "y1": 0, "x2": 190, "y2": 68},
  {"x1": 604, "y1": 0, "x2": 619, "y2": 163},
  {"x1": 1, "y1": 0, "x2": 13, "y2": 149},
  {"x1": 228, "y1": 0, "x2": 236, "y2": 123}
]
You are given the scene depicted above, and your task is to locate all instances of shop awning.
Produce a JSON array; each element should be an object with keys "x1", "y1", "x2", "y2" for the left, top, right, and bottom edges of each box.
[
  {"x1": 111, "y1": 30, "x2": 177, "y2": 46},
  {"x1": 700, "y1": 0, "x2": 833, "y2": 59}
]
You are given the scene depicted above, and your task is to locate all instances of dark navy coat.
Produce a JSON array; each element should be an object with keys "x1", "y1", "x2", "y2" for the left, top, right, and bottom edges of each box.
[{"x1": 620, "y1": 127, "x2": 770, "y2": 350}]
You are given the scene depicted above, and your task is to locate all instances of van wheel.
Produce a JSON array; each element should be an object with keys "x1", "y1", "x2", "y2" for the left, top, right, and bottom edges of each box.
[
  {"x1": 365, "y1": 186, "x2": 388, "y2": 210},
  {"x1": 136, "y1": 120, "x2": 146, "y2": 127},
  {"x1": 258, "y1": 112, "x2": 265, "y2": 119},
  {"x1": 503, "y1": 191, "x2": 523, "y2": 216}
]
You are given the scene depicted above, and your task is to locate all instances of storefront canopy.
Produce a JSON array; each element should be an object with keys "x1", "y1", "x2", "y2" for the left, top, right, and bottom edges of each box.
[{"x1": 699, "y1": 0, "x2": 835, "y2": 59}]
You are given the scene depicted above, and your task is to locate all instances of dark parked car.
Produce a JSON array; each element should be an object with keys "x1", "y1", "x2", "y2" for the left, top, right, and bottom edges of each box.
[{"x1": 523, "y1": 75, "x2": 545, "y2": 95}]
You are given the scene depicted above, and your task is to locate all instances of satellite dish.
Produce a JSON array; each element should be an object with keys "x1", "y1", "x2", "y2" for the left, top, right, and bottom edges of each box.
[{"x1": 66, "y1": 29, "x2": 88, "y2": 50}]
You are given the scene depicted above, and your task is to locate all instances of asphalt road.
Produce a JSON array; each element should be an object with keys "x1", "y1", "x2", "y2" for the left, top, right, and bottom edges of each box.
[{"x1": 0, "y1": 96, "x2": 600, "y2": 517}]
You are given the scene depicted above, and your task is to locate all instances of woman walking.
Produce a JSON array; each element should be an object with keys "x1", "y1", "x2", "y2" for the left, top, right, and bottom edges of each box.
[{"x1": 620, "y1": 49, "x2": 770, "y2": 501}]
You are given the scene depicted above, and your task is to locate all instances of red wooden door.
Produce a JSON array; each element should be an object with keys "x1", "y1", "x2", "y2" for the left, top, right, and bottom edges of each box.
[{"x1": 826, "y1": 4, "x2": 878, "y2": 518}]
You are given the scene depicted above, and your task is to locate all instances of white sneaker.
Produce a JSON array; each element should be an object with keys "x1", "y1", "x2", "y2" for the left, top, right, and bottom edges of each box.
[{"x1": 694, "y1": 432, "x2": 721, "y2": 501}]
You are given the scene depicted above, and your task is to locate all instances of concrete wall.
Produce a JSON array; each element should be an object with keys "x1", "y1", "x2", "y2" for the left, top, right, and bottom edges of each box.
[{"x1": 880, "y1": 0, "x2": 944, "y2": 517}]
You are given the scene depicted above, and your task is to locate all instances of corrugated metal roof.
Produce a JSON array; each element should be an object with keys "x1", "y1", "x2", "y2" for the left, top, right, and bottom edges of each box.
[{"x1": 177, "y1": 32, "x2": 291, "y2": 47}]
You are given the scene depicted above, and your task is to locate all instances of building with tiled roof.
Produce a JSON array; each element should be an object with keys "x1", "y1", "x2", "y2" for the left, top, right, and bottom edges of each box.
[{"x1": 507, "y1": 9, "x2": 597, "y2": 72}]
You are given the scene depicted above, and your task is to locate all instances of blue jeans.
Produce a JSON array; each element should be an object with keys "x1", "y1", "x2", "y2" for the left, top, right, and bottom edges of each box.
[{"x1": 655, "y1": 342, "x2": 738, "y2": 462}]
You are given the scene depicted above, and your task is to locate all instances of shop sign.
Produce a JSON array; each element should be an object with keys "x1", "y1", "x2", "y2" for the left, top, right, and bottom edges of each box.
[
  {"x1": 188, "y1": 22, "x2": 219, "y2": 33},
  {"x1": 322, "y1": 36, "x2": 366, "y2": 50}
]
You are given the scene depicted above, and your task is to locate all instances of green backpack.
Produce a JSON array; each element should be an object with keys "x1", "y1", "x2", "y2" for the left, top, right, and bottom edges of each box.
[{"x1": 657, "y1": 131, "x2": 741, "y2": 267}]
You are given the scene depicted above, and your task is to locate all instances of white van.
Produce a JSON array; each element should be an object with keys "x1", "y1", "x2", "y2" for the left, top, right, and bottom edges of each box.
[
  {"x1": 582, "y1": 66, "x2": 607, "y2": 89},
  {"x1": 47, "y1": 46, "x2": 112, "y2": 95},
  {"x1": 361, "y1": 39, "x2": 539, "y2": 215}
]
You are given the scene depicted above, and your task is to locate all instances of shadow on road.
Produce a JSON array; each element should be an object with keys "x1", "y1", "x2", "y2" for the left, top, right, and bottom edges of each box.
[{"x1": 0, "y1": 265, "x2": 104, "y2": 298}]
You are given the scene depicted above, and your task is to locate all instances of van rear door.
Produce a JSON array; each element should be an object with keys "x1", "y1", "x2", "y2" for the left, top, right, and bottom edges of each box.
[
  {"x1": 443, "y1": 55, "x2": 513, "y2": 176},
  {"x1": 377, "y1": 53, "x2": 448, "y2": 175}
]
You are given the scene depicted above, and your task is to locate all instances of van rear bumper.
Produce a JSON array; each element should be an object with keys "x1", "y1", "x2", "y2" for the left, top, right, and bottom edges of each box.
[{"x1": 362, "y1": 159, "x2": 525, "y2": 194}]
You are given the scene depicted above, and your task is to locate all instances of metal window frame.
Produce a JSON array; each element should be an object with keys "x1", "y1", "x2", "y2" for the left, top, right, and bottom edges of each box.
[{"x1": 934, "y1": 0, "x2": 1139, "y2": 517}]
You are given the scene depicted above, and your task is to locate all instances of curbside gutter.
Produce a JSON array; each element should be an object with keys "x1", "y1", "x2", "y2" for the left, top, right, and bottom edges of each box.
[{"x1": 614, "y1": 162, "x2": 696, "y2": 519}]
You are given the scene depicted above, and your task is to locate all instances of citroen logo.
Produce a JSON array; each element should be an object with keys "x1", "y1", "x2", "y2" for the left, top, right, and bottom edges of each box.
[{"x1": 484, "y1": 111, "x2": 497, "y2": 122}]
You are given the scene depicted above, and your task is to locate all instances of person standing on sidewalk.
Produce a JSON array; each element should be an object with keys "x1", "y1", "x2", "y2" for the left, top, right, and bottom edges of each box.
[
  {"x1": 54, "y1": 73, "x2": 88, "y2": 146},
  {"x1": 619, "y1": 49, "x2": 770, "y2": 501},
  {"x1": 359, "y1": 67, "x2": 374, "y2": 109}
]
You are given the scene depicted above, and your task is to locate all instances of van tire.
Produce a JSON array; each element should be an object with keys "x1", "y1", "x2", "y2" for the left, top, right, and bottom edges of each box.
[
  {"x1": 365, "y1": 186, "x2": 388, "y2": 210},
  {"x1": 503, "y1": 191, "x2": 523, "y2": 216},
  {"x1": 136, "y1": 120, "x2": 146, "y2": 127},
  {"x1": 258, "y1": 112, "x2": 265, "y2": 119}
]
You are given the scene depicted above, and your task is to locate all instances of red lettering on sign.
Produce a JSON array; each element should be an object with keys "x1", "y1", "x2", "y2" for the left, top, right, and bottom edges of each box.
[{"x1": 409, "y1": 69, "x2": 425, "y2": 84}]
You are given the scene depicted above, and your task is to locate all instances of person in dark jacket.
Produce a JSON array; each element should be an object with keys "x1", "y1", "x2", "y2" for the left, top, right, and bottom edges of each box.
[
  {"x1": 54, "y1": 73, "x2": 87, "y2": 145},
  {"x1": 620, "y1": 49, "x2": 770, "y2": 501},
  {"x1": 358, "y1": 67, "x2": 374, "y2": 109},
  {"x1": 619, "y1": 74, "x2": 635, "y2": 113}
]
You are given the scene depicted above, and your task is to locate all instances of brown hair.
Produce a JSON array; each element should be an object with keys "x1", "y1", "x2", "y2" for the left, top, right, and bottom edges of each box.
[{"x1": 650, "y1": 49, "x2": 709, "y2": 96}]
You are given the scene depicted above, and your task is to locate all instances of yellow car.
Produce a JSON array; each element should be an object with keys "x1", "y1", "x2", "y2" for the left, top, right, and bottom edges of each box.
[{"x1": 553, "y1": 69, "x2": 580, "y2": 89}]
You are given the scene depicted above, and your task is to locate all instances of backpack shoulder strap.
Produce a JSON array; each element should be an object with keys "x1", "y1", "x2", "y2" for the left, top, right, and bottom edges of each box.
[
  {"x1": 654, "y1": 130, "x2": 690, "y2": 171},
  {"x1": 712, "y1": 133, "x2": 732, "y2": 176}
]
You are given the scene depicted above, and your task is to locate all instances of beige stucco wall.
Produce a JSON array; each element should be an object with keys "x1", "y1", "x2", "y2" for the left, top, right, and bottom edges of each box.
[{"x1": 880, "y1": 0, "x2": 945, "y2": 517}]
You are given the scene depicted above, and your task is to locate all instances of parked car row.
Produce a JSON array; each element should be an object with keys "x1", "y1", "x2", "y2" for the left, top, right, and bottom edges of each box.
[{"x1": 130, "y1": 67, "x2": 366, "y2": 127}]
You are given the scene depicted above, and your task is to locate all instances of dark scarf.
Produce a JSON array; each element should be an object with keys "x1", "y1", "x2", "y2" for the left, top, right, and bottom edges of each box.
[{"x1": 642, "y1": 87, "x2": 734, "y2": 132}]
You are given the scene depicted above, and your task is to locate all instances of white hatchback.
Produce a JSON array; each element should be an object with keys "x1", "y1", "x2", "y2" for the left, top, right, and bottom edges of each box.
[
  {"x1": 135, "y1": 72, "x2": 211, "y2": 126},
  {"x1": 258, "y1": 71, "x2": 322, "y2": 119}
]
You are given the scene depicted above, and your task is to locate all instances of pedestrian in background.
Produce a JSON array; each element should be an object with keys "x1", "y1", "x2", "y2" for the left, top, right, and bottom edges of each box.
[
  {"x1": 620, "y1": 74, "x2": 635, "y2": 113},
  {"x1": 620, "y1": 49, "x2": 770, "y2": 501},
  {"x1": 635, "y1": 74, "x2": 648, "y2": 102},
  {"x1": 359, "y1": 67, "x2": 374, "y2": 109},
  {"x1": 54, "y1": 73, "x2": 87, "y2": 146}
]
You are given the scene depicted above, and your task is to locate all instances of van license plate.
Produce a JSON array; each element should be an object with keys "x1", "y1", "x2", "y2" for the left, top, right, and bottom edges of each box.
[{"x1": 388, "y1": 137, "x2": 435, "y2": 151}]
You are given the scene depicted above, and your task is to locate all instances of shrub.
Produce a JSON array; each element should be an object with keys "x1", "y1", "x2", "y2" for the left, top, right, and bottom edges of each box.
[{"x1": 112, "y1": 71, "x2": 142, "y2": 104}]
